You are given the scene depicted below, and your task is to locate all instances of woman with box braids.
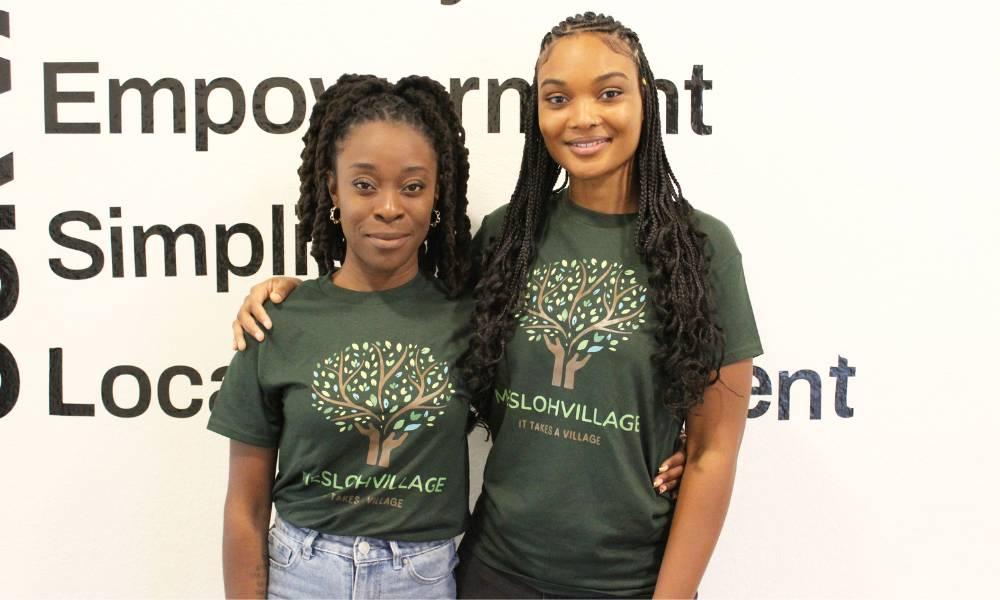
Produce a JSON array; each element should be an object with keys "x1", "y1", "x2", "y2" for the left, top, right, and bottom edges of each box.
[
  {"x1": 461, "y1": 12, "x2": 723, "y2": 418},
  {"x1": 454, "y1": 12, "x2": 761, "y2": 598},
  {"x1": 296, "y1": 73, "x2": 471, "y2": 297}
]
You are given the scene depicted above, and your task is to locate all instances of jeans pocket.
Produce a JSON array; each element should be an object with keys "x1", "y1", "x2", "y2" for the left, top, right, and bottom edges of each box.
[
  {"x1": 267, "y1": 529, "x2": 297, "y2": 570},
  {"x1": 405, "y1": 541, "x2": 458, "y2": 585}
]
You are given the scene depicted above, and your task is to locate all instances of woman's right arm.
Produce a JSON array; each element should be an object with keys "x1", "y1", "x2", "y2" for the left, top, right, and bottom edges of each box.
[
  {"x1": 222, "y1": 440, "x2": 278, "y2": 599},
  {"x1": 232, "y1": 277, "x2": 303, "y2": 350}
]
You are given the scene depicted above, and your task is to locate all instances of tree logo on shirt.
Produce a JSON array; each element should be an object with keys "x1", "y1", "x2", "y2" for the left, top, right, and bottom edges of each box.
[
  {"x1": 519, "y1": 259, "x2": 647, "y2": 389},
  {"x1": 310, "y1": 341, "x2": 453, "y2": 468}
]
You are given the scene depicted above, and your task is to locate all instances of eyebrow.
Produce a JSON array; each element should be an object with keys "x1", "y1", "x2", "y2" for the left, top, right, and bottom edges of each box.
[
  {"x1": 540, "y1": 71, "x2": 630, "y2": 88},
  {"x1": 348, "y1": 163, "x2": 429, "y2": 173},
  {"x1": 594, "y1": 71, "x2": 629, "y2": 83}
]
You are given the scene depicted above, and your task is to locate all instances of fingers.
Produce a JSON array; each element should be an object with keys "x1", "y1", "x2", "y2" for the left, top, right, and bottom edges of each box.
[
  {"x1": 653, "y1": 438, "x2": 688, "y2": 495},
  {"x1": 652, "y1": 462, "x2": 684, "y2": 487},
  {"x1": 249, "y1": 301, "x2": 272, "y2": 331},
  {"x1": 652, "y1": 449, "x2": 685, "y2": 496},
  {"x1": 656, "y1": 479, "x2": 679, "y2": 496},
  {"x1": 232, "y1": 320, "x2": 247, "y2": 352},
  {"x1": 656, "y1": 449, "x2": 686, "y2": 474},
  {"x1": 231, "y1": 277, "x2": 301, "y2": 351},
  {"x1": 237, "y1": 299, "x2": 266, "y2": 343},
  {"x1": 270, "y1": 277, "x2": 301, "y2": 303}
]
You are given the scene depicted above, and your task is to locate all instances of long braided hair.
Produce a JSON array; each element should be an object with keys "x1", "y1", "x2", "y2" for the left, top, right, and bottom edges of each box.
[
  {"x1": 461, "y1": 12, "x2": 725, "y2": 423},
  {"x1": 296, "y1": 74, "x2": 472, "y2": 297}
]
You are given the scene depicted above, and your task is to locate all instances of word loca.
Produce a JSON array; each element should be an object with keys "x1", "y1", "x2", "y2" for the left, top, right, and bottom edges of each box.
[
  {"x1": 49, "y1": 205, "x2": 313, "y2": 293},
  {"x1": 42, "y1": 62, "x2": 714, "y2": 151},
  {"x1": 48, "y1": 348, "x2": 225, "y2": 418}
]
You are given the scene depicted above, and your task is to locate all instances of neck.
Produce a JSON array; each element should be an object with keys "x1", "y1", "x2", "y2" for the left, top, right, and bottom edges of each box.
[
  {"x1": 331, "y1": 258, "x2": 419, "y2": 292},
  {"x1": 567, "y1": 161, "x2": 638, "y2": 214}
]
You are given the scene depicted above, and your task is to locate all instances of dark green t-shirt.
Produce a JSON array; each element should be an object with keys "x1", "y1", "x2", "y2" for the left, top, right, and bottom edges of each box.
[
  {"x1": 208, "y1": 274, "x2": 472, "y2": 542},
  {"x1": 465, "y1": 193, "x2": 763, "y2": 596}
]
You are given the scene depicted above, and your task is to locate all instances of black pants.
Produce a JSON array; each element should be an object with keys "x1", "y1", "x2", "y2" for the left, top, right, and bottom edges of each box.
[
  {"x1": 455, "y1": 551, "x2": 576, "y2": 599},
  {"x1": 455, "y1": 550, "x2": 661, "y2": 599}
]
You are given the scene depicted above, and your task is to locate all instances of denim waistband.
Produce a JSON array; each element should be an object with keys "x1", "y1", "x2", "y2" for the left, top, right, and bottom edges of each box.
[{"x1": 272, "y1": 513, "x2": 452, "y2": 566}]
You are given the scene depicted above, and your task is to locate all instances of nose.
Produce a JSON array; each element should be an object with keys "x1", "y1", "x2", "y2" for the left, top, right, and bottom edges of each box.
[
  {"x1": 568, "y1": 98, "x2": 599, "y2": 129},
  {"x1": 373, "y1": 191, "x2": 404, "y2": 223}
]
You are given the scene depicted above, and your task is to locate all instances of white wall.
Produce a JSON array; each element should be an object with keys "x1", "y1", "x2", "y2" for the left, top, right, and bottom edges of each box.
[{"x1": 1, "y1": 1, "x2": 998, "y2": 597}]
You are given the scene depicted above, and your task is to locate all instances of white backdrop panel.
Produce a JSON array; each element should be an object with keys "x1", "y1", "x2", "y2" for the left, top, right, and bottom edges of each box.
[{"x1": 1, "y1": 1, "x2": 998, "y2": 597}]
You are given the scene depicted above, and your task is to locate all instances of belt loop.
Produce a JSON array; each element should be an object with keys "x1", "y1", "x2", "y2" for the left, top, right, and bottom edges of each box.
[
  {"x1": 301, "y1": 529, "x2": 319, "y2": 560},
  {"x1": 389, "y1": 540, "x2": 403, "y2": 570}
]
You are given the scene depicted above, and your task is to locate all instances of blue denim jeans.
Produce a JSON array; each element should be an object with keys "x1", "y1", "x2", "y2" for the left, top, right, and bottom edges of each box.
[{"x1": 267, "y1": 514, "x2": 458, "y2": 599}]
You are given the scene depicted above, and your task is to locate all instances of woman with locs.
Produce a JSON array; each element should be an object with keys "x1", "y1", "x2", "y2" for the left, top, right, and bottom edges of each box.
[
  {"x1": 231, "y1": 12, "x2": 759, "y2": 599},
  {"x1": 210, "y1": 74, "x2": 478, "y2": 599}
]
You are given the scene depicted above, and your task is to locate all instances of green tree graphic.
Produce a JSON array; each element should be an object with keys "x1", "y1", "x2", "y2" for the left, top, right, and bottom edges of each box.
[
  {"x1": 310, "y1": 341, "x2": 452, "y2": 468},
  {"x1": 519, "y1": 259, "x2": 647, "y2": 389}
]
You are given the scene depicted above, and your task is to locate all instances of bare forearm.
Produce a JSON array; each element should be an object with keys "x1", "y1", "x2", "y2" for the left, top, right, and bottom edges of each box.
[
  {"x1": 653, "y1": 452, "x2": 738, "y2": 599},
  {"x1": 223, "y1": 505, "x2": 271, "y2": 599}
]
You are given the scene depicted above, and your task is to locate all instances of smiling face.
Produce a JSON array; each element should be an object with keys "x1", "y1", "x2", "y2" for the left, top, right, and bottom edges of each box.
[
  {"x1": 536, "y1": 33, "x2": 643, "y2": 184},
  {"x1": 326, "y1": 120, "x2": 437, "y2": 289}
]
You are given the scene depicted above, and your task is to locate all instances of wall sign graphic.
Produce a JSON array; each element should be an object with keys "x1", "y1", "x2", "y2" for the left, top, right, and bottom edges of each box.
[
  {"x1": 0, "y1": 9, "x2": 17, "y2": 419},
  {"x1": 41, "y1": 63, "x2": 715, "y2": 151},
  {"x1": 749, "y1": 358, "x2": 856, "y2": 420}
]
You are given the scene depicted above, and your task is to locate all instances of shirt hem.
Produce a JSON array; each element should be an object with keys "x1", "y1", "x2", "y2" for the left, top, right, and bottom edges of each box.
[
  {"x1": 277, "y1": 511, "x2": 468, "y2": 543},
  {"x1": 468, "y1": 545, "x2": 654, "y2": 598},
  {"x1": 722, "y1": 342, "x2": 764, "y2": 366}
]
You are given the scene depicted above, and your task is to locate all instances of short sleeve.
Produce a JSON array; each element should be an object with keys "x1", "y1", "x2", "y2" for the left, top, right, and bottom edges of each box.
[
  {"x1": 711, "y1": 254, "x2": 763, "y2": 365},
  {"x1": 207, "y1": 340, "x2": 283, "y2": 447},
  {"x1": 694, "y1": 210, "x2": 763, "y2": 366}
]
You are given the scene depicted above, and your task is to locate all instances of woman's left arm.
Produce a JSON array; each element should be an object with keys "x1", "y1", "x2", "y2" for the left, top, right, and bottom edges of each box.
[{"x1": 652, "y1": 359, "x2": 753, "y2": 599}]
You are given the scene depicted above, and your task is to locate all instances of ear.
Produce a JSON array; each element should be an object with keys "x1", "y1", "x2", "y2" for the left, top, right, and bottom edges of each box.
[{"x1": 325, "y1": 171, "x2": 337, "y2": 204}]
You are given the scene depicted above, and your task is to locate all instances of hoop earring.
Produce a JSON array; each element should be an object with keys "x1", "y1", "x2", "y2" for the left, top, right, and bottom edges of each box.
[
  {"x1": 429, "y1": 209, "x2": 441, "y2": 228},
  {"x1": 329, "y1": 207, "x2": 340, "y2": 224},
  {"x1": 554, "y1": 168, "x2": 569, "y2": 192}
]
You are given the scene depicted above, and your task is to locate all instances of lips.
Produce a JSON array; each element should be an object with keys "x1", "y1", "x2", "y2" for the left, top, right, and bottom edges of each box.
[
  {"x1": 366, "y1": 231, "x2": 410, "y2": 250},
  {"x1": 566, "y1": 136, "x2": 611, "y2": 156}
]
